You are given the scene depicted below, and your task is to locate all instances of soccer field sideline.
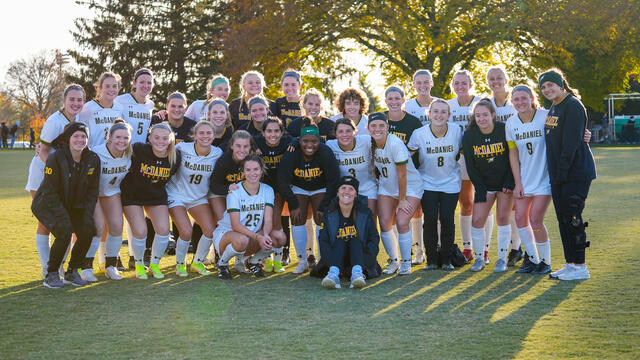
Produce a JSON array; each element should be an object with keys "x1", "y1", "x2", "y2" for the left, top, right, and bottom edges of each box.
[{"x1": 0, "y1": 148, "x2": 638, "y2": 359}]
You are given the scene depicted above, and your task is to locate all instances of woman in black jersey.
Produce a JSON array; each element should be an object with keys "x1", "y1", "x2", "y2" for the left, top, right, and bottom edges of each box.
[
  {"x1": 229, "y1": 70, "x2": 275, "y2": 130},
  {"x1": 207, "y1": 98, "x2": 233, "y2": 151},
  {"x1": 538, "y1": 69, "x2": 596, "y2": 281},
  {"x1": 254, "y1": 117, "x2": 297, "y2": 271},
  {"x1": 240, "y1": 96, "x2": 269, "y2": 136},
  {"x1": 121, "y1": 122, "x2": 180, "y2": 280},
  {"x1": 150, "y1": 92, "x2": 196, "y2": 143},
  {"x1": 274, "y1": 69, "x2": 303, "y2": 128},
  {"x1": 278, "y1": 119, "x2": 340, "y2": 274},
  {"x1": 462, "y1": 99, "x2": 514, "y2": 273},
  {"x1": 288, "y1": 89, "x2": 335, "y2": 140}
]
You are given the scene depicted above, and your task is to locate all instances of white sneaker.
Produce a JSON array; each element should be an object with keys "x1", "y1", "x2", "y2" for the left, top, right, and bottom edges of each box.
[
  {"x1": 558, "y1": 265, "x2": 590, "y2": 281},
  {"x1": 105, "y1": 266, "x2": 123, "y2": 280},
  {"x1": 398, "y1": 261, "x2": 412, "y2": 276},
  {"x1": 293, "y1": 260, "x2": 309, "y2": 274},
  {"x1": 80, "y1": 269, "x2": 98, "y2": 282},
  {"x1": 234, "y1": 258, "x2": 250, "y2": 274},
  {"x1": 549, "y1": 263, "x2": 573, "y2": 278},
  {"x1": 383, "y1": 260, "x2": 400, "y2": 275},
  {"x1": 412, "y1": 253, "x2": 426, "y2": 265}
]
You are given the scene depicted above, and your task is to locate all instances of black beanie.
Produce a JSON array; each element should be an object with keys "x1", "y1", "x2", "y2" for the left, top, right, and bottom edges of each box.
[{"x1": 337, "y1": 175, "x2": 359, "y2": 193}]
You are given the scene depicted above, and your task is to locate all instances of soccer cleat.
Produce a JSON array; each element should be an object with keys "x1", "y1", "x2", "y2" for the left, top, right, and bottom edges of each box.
[
  {"x1": 292, "y1": 260, "x2": 309, "y2": 274},
  {"x1": 80, "y1": 269, "x2": 98, "y2": 282},
  {"x1": 397, "y1": 260, "x2": 412, "y2": 276},
  {"x1": 128, "y1": 256, "x2": 136, "y2": 270},
  {"x1": 218, "y1": 265, "x2": 232, "y2": 279},
  {"x1": 350, "y1": 271, "x2": 366, "y2": 289},
  {"x1": 43, "y1": 272, "x2": 64, "y2": 288},
  {"x1": 412, "y1": 253, "x2": 426, "y2": 266},
  {"x1": 462, "y1": 249, "x2": 474, "y2": 262},
  {"x1": 116, "y1": 257, "x2": 126, "y2": 272},
  {"x1": 264, "y1": 259, "x2": 274, "y2": 272},
  {"x1": 176, "y1": 264, "x2": 188, "y2": 277},
  {"x1": 442, "y1": 262, "x2": 455, "y2": 271},
  {"x1": 423, "y1": 264, "x2": 437, "y2": 271},
  {"x1": 105, "y1": 266, "x2": 123, "y2": 280},
  {"x1": 484, "y1": 251, "x2": 490, "y2": 265},
  {"x1": 190, "y1": 262, "x2": 212, "y2": 276},
  {"x1": 64, "y1": 270, "x2": 87, "y2": 287},
  {"x1": 322, "y1": 272, "x2": 341, "y2": 289},
  {"x1": 557, "y1": 265, "x2": 590, "y2": 281},
  {"x1": 273, "y1": 261, "x2": 285, "y2": 273},
  {"x1": 549, "y1": 264, "x2": 573, "y2": 279},
  {"x1": 247, "y1": 262, "x2": 266, "y2": 278},
  {"x1": 507, "y1": 248, "x2": 524, "y2": 267},
  {"x1": 520, "y1": 255, "x2": 533, "y2": 269},
  {"x1": 470, "y1": 258, "x2": 485, "y2": 272},
  {"x1": 234, "y1": 259, "x2": 250, "y2": 274},
  {"x1": 307, "y1": 254, "x2": 317, "y2": 267},
  {"x1": 135, "y1": 264, "x2": 148, "y2": 279},
  {"x1": 149, "y1": 264, "x2": 164, "y2": 279},
  {"x1": 382, "y1": 260, "x2": 400, "y2": 275},
  {"x1": 494, "y1": 259, "x2": 507, "y2": 273},
  {"x1": 531, "y1": 262, "x2": 551, "y2": 275},
  {"x1": 516, "y1": 261, "x2": 538, "y2": 274}
]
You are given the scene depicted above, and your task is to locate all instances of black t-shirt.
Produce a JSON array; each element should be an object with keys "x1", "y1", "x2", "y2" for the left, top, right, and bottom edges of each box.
[
  {"x1": 274, "y1": 96, "x2": 303, "y2": 128},
  {"x1": 212, "y1": 126, "x2": 233, "y2": 152},
  {"x1": 120, "y1": 142, "x2": 180, "y2": 205},
  {"x1": 150, "y1": 116, "x2": 197, "y2": 144},
  {"x1": 287, "y1": 117, "x2": 335, "y2": 141},
  {"x1": 240, "y1": 121, "x2": 263, "y2": 137},
  {"x1": 209, "y1": 150, "x2": 244, "y2": 195},
  {"x1": 383, "y1": 111, "x2": 422, "y2": 145},
  {"x1": 337, "y1": 213, "x2": 358, "y2": 242},
  {"x1": 254, "y1": 135, "x2": 297, "y2": 189}
]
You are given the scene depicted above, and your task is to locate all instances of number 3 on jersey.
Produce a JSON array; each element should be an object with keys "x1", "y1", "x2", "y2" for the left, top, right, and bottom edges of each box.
[{"x1": 348, "y1": 168, "x2": 356, "y2": 177}]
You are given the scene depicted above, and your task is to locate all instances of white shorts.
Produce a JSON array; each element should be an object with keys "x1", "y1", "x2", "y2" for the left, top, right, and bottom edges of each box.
[
  {"x1": 524, "y1": 184, "x2": 552, "y2": 197},
  {"x1": 487, "y1": 190, "x2": 498, "y2": 195},
  {"x1": 212, "y1": 225, "x2": 232, "y2": 255},
  {"x1": 359, "y1": 182, "x2": 378, "y2": 200},
  {"x1": 25, "y1": 156, "x2": 45, "y2": 192},
  {"x1": 459, "y1": 155, "x2": 470, "y2": 181},
  {"x1": 379, "y1": 179, "x2": 423, "y2": 199},
  {"x1": 291, "y1": 186, "x2": 325, "y2": 197},
  {"x1": 167, "y1": 194, "x2": 209, "y2": 210},
  {"x1": 207, "y1": 191, "x2": 225, "y2": 199}
]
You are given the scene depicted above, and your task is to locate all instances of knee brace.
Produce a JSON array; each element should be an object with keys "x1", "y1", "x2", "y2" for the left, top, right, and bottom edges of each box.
[{"x1": 566, "y1": 195, "x2": 590, "y2": 250}]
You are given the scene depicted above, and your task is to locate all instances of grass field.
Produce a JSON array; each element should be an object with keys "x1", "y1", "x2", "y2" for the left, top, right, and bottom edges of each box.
[{"x1": 0, "y1": 148, "x2": 638, "y2": 359}]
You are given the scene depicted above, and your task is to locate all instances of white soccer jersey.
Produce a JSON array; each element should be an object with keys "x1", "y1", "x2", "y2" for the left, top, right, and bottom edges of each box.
[
  {"x1": 505, "y1": 109, "x2": 551, "y2": 195},
  {"x1": 326, "y1": 135, "x2": 377, "y2": 197},
  {"x1": 40, "y1": 110, "x2": 77, "y2": 147},
  {"x1": 216, "y1": 182, "x2": 275, "y2": 233},
  {"x1": 78, "y1": 100, "x2": 125, "y2": 149},
  {"x1": 374, "y1": 134, "x2": 422, "y2": 198},
  {"x1": 408, "y1": 123, "x2": 463, "y2": 194},
  {"x1": 114, "y1": 93, "x2": 154, "y2": 144},
  {"x1": 448, "y1": 96, "x2": 480, "y2": 126},
  {"x1": 492, "y1": 97, "x2": 517, "y2": 123},
  {"x1": 166, "y1": 142, "x2": 223, "y2": 203},
  {"x1": 330, "y1": 113, "x2": 369, "y2": 135},
  {"x1": 185, "y1": 99, "x2": 210, "y2": 122},
  {"x1": 403, "y1": 97, "x2": 442, "y2": 125},
  {"x1": 93, "y1": 143, "x2": 132, "y2": 197}
]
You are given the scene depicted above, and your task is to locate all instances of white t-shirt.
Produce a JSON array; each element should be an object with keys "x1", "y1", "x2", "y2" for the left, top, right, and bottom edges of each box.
[
  {"x1": 492, "y1": 97, "x2": 517, "y2": 123},
  {"x1": 93, "y1": 143, "x2": 132, "y2": 197},
  {"x1": 408, "y1": 122, "x2": 463, "y2": 194},
  {"x1": 330, "y1": 113, "x2": 369, "y2": 135},
  {"x1": 114, "y1": 93, "x2": 154, "y2": 144},
  {"x1": 185, "y1": 99, "x2": 210, "y2": 122},
  {"x1": 216, "y1": 182, "x2": 275, "y2": 233},
  {"x1": 448, "y1": 96, "x2": 481, "y2": 126},
  {"x1": 78, "y1": 99, "x2": 125, "y2": 149},
  {"x1": 403, "y1": 97, "x2": 442, "y2": 125},
  {"x1": 374, "y1": 134, "x2": 423, "y2": 198},
  {"x1": 505, "y1": 109, "x2": 551, "y2": 195},
  {"x1": 326, "y1": 135, "x2": 377, "y2": 197},
  {"x1": 40, "y1": 110, "x2": 77, "y2": 147},
  {"x1": 166, "y1": 142, "x2": 223, "y2": 203}
]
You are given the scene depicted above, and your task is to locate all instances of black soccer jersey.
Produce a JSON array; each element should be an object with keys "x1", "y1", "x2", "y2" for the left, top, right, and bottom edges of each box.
[
  {"x1": 150, "y1": 115, "x2": 197, "y2": 144},
  {"x1": 239, "y1": 121, "x2": 263, "y2": 137},
  {"x1": 383, "y1": 111, "x2": 423, "y2": 145},
  {"x1": 254, "y1": 135, "x2": 298, "y2": 189},
  {"x1": 229, "y1": 97, "x2": 275, "y2": 130},
  {"x1": 274, "y1": 96, "x2": 303, "y2": 128},
  {"x1": 287, "y1": 117, "x2": 335, "y2": 141},
  {"x1": 120, "y1": 142, "x2": 181, "y2": 206},
  {"x1": 212, "y1": 126, "x2": 233, "y2": 152},
  {"x1": 209, "y1": 150, "x2": 245, "y2": 195}
]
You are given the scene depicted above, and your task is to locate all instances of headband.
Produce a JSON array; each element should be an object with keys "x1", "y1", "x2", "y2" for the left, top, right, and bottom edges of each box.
[
  {"x1": 300, "y1": 126, "x2": 320, "y2": 137},
  {"x1": 152, "y1": 123, "x2": 172, "y2": 133},
  {"x1": 538, "y1": 71, "x2": 564, "y2": 89},
  {"x1": 385, "y1": 86, "x2": 404, "y2": 98},
  {"x1": 134, "y1": 69, "x2": 152, "y2": 81},
  {"x1": 368, "y1": 111, "x2": 388, "y2": 123},
  {"x1": 211, "y1": 77, "x2": 229, "y2": 88},
  {"x1": 110, "y1": 122, "x2": 130, "y2": 134},
  {"x1": 511, "y1": 85, "x2": 533, "y2": 97},
  {"x1": 413, "y1": 70, "x2": 432, "y2": 80},
  {"x1": 282, "y1": 71, "x2": 301, "y2": 83},
  {"x1": 209, "y1": 99, "x2": 228, "y2": 109},
  {"x1": 249, "y1": 97, "x2": 268, "y2": 108}
]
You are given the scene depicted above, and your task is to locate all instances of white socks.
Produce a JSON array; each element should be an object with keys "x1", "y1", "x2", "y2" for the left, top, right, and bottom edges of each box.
[
  {"x1": 497, "y1": 225, "x2": 511, "y2": 262},
  {"x1": 398, "y1": 231, "x2": 413, "y2": 262},
  {"x1": 509, "y1": 211, "x2": 520, "y2": 250},
  {"x1": 219, "y1": 245, "x2": 245, "y2": 266},
  {"x1": 460, "y1": 215, "x2": 472, "y2": 250},
  {"x1": 484, "y1": 214, "x2": 494, "y2": 252},
  {"x1": 518, "y1": 227, "x2": 540, "y2": 264},
  {"x1": 150, "y1": 234, "x2": 170, "y2": 265},
  {"x1": 272, "y1": 247, "x2": 283, "y2": 262},
  {"x1": 305, "y1": 218, "x2": 314, "y2": 257},
  {"x1": 380, "y1": 231, "x2": 398, "y2": 262},
  {"x1": 537, "y1": 240, "x2": 551, "y2": 265},
  {"x1": 85, "y1": 236, "x2": 101, "y2": 258},
  {"x1": 411, "y1": 218, "x2": 424, "y2": 256},
  {"x1": 292, "y1": 225, "x2": 307, "y2": 261},
  {"x1": 98, "y1": 240, "x2": 107, "y2": 264},
  {"x1": 175, "y1": 237, "x2": 190, "y2": 266},
  {"x1": 193, "y1": 235, "x2": 213, "y2": 263},
  {"x1": 35, "y1": 233, "x2": 50, "y2": 272},
  {"x1": 249, "y1": 248, "x2": 274, "y2": 264},
  {"x1": 471, "y1": 226, "x2": 485, "y2": 259},
  {"x1": 106, "y1": 234, "x2": 122, "y2": 258},
  {"x1": 131, "y1": 236, "x2": 146, "y2": 266}
]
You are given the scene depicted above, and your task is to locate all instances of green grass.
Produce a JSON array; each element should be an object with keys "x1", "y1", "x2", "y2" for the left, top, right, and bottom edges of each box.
[{"x1": 0, "y1": 148, "x2": 639, "y2": 359}]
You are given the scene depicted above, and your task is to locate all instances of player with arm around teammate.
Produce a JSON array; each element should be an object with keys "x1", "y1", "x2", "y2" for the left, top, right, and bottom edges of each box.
[
  {"x1": 214, "y1": 155, "x2": 287, "y2": 279},
  {"x1": 114, "y1": 68, "x2": 154, "y2": 145},
  {"x1": 229, "y1": 70, "x2": 274, "y2": 130},
  {"x1": 273, "y1": 69, "x2": 303, "y2": 128},
  {"x1": 78, "y1": 71, "x2": 124, "y2": 149},
  {"x1": 184, "y1": 74, "x2": 230, "y2": 122}
]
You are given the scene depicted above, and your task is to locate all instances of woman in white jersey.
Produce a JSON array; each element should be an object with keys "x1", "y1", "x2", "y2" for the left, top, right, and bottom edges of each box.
[
  {"x1": 403, "y1": 69, "x2": 441, "y2": 125},
  {"x1": 408, "y1": 99, "x2": 463, "y2": 271},
  {"x1": 79, "y1": 72, "x2": 124, "y2": 149},
  {"x1": 214, "y1": 155, "x2": 287, "y2": 279},
  {"x1": 326, "y1": 118, "x2": 378, "y2": 217},
  {"x1": 26, "y1": 84, "x2": 85, "y2": 279},
  {"x1": 87, "y1": 120, "x2": 132, "y2": 281},
  {"x1": 368, "y1": 113, "x2": 423, "y2": 276},
  {"x1": 447, "y1": 70, "x2": 488, "y2": 263},
  {"x1": 114, "y1": 68, "x2": 154, "y2": 144},
  {"x1": 184, "y1": 74, "x2": 230, "y2": 122},
  {"x1": 166, "y1": 121, "x2": 223, "y2": 276},
  {"x1": 331, "y1": 88, "x2": 369, "y2": 134}
]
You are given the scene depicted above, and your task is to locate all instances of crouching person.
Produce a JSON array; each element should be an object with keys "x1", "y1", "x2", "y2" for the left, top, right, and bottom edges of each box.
[{"x1": 315, "y1": 176, "x2": 381, "y2": 289}]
